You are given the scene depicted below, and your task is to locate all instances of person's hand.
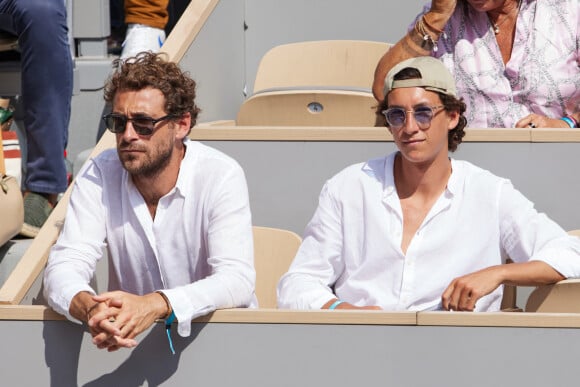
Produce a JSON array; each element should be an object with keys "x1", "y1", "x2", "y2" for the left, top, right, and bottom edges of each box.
[
  {"x1": 515, "y1": 114, "x2": 570, "y2": 129},
  {"x1": 441, "y1": 266, "x2": 504, "y2": 311},
  {"x1": 84, "y1": 298, "x2": 123, "y2": 346},
  {"x1": 88, "y1": 291, "x2": 167, "y2": 351},
  {"x1": 86, "y1": 294, "x2": 135, "y2": 351},
  {"x1": 68, "y1": 291, "x2": 127, "y2": 351}
]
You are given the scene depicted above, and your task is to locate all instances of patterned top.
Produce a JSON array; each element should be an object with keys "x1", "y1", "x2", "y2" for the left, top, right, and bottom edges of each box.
[{"x1": 414, "y1": 0, "x2": 580, "y2": 128}]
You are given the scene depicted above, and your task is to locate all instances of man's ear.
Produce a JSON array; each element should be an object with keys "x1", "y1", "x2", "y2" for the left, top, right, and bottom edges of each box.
[
  {"x1": 447, "y1": 110, "x2": 460, "y2": 131},
  {"x1": 174, "y1": 112, "x2": 191, "y2": 140}
]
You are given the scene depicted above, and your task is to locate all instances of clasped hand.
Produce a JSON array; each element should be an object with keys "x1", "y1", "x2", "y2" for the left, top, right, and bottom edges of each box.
[{"x1": 86, "y1": 291, "x2": 164, "y2": 352}]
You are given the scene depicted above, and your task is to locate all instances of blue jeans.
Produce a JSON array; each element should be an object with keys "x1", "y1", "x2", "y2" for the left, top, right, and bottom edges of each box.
[{"x1": 0, "y1": 0, "x2": 72, "y2": 194}]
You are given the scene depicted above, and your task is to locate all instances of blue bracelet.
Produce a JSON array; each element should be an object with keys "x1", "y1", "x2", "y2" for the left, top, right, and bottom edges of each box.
[
  {"x1": 328, "y1": 300, "x2": 344, "y2": 310},
  {"x1": 165, "y1": 311, "x2": 176, "y2": 355},
  {"x1": 561, "y1": 116, "x2": 576, "y2": 128}
]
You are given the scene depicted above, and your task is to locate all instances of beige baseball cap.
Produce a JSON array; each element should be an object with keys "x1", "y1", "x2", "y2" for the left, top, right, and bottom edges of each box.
[{"x1": 383, "y1": 56, "x2": 457, "y2": 98}]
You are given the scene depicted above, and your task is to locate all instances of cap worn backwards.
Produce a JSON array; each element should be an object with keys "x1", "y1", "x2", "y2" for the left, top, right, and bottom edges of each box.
[{"x1": 383, "y1": 56, "x2": 457, "y2": 98}]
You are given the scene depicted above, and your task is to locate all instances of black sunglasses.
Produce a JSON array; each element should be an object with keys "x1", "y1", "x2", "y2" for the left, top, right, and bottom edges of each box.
[{"x1": 102, "y1": 113, "x2": 176, "y2": 136}]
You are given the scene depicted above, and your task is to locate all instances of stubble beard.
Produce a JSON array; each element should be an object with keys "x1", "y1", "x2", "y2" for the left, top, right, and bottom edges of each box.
[{"x1": 119, "y1": 140, "x2": 174, "y2": 179}]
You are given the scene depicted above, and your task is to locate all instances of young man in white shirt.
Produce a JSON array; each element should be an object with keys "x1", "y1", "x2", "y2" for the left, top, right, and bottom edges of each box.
[
  {"x1": 44, "y1": 52, "x2": 256, "y2": 351},
  {"x1": 278, "y1": 56, "x2": 580, "y2": 312}
]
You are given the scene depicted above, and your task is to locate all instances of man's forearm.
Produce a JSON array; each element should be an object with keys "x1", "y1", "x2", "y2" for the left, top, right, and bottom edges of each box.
[{"x1": 501, "y1": 261, "x2": 565, "y2": 287}]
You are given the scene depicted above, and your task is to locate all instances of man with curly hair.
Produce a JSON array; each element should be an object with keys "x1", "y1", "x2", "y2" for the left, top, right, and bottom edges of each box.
[
  {"x1": 44, "y1": 52, "x2": 256, "y2": 351},
  {"x1": 278, "y1": 57, "x2": 580, "y2": 312}
]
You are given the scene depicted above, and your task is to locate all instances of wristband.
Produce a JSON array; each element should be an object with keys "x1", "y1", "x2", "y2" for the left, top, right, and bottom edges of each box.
[
  {"x1": 561, "y1": 116, "x2": 575, "y2": 128},
  {"x1": 165, "y1": 311, "x2": 176, "y2": 355},
  {"x1": 328, "y1": 300, "x2": 344, "y2": 310},
  {"x1": 156, "y1": 291, "x2": 176, "y2": 355},
  {"x1": 563, "y1": 115, "x2": 578, "y2": 128}
]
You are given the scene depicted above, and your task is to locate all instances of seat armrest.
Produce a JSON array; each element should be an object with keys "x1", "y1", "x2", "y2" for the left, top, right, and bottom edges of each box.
[{"x1": 525, "y1": 279, "x2": 580, "y2": 312}]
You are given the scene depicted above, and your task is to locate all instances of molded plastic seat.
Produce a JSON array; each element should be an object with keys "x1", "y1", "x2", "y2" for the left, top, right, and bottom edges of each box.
[
  {"x1": 253, "y1": 226, "x2": 301, "y2": 308},
  {"x1": 237, "y1": 40, "x2": 390, "y2": 127}
]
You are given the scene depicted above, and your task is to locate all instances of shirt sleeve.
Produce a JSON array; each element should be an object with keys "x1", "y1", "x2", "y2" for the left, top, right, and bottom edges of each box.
[
  {"x1": 160, "y1": 163, "x2": 255, "y2": 337},
  {"x1": 43, "y1": 159, "x2": 107, "y2": 322},
  {"x1": 277, "y1": 182, "x2": 344, "y2": 309},
  {"x1": 499, "y1": 180, "x2": 580, "y2": 278}
]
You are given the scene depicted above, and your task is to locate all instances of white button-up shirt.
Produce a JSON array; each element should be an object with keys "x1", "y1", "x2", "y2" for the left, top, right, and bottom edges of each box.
[
  {"x1": 44, "y1": 139, "x2": 256, "y2": 336},
  {"x1": 278, "y1": 152, "x2": 580, "y2": 311}
]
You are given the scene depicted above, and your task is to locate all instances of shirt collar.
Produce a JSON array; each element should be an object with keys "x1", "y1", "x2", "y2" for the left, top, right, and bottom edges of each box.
[
  {"x1": 447, "y1": 158, "x2": 462, "y2": 196},
  {"x1": 383, "y1": 152, "x2": 397, "y2": 196},
  {"x1": 173, "y1": 137, "x2": 192, "y2": 197},
  {"x1": 376, "y1": 152, "x2": 462, "y2": 197}
]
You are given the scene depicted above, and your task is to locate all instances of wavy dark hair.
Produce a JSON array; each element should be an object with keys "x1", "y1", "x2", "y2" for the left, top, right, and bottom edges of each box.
[
  {"x1": 104, "y1": 52, "x2": 201, "y2": 134},
  {"x1": 376, "y1": 67, "x2": 467, "y2": 152}
]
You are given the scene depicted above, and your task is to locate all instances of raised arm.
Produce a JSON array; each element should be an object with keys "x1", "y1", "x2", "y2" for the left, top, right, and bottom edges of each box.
[{"x1": 372, "y1": 1, "x2": 457, "y2": 100}]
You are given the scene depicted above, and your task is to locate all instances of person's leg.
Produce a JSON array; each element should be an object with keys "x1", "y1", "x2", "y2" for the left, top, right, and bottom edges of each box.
[
  {"x1": 108, "y1": 0, "x2": 126, "y2": 55},
  {"x1": 121, "y1": 0, "x2": 169, "y2": 59},
  {"x1": 3, "y1": 0, "x2": 73, "y2": 235}
]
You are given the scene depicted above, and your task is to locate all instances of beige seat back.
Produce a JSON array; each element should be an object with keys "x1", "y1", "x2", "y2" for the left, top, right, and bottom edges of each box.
[
  {"x1": 237, "y1": 40, "x2": 390, "y2": 127},
  {"x1": 253, "y1": 226, "x2": 301, "y2": 308},
  {"x1": 252, "y1": 40, "x2": 390, "y2": 93}
]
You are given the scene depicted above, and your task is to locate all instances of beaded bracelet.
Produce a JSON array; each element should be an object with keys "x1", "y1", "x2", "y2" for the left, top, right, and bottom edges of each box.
[{"x1": 414, "y1": 14, "x2": 446, "y2": 53}]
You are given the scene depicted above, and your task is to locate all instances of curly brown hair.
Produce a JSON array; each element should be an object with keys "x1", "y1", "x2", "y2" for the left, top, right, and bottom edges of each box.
[
  {"x1": 104, "y1": 52, "x2": 201, "y2": 132},
  {"x1": 376, "y1": 67, "x2": 467, "y2": 152}
]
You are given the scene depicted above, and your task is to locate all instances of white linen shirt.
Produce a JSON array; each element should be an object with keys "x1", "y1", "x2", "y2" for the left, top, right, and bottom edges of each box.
[
  {"x1": 44, "y1": 139, "x2": 256, "y2": 337},
  {"x1": 278, "y1": 152, "x2": 580, "y2": 311}
]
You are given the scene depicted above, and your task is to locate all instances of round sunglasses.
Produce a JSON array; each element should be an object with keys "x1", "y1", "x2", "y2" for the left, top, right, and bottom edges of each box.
[{"x1": 382, "y1": 105, "x2": 444, "y2": 130}]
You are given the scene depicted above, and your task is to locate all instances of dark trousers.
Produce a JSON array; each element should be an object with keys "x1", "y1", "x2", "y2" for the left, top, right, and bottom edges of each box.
[{"x1": 0, "y1": 0, "x2": 72, "y2": 194}]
